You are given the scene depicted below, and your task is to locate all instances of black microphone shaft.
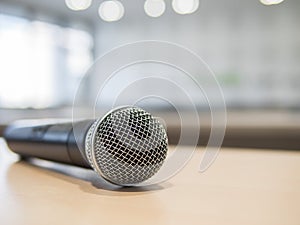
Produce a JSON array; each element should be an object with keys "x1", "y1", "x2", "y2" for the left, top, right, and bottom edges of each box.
[{"x1": 4, "y1": 120, "x2": 94, "y2": 168}]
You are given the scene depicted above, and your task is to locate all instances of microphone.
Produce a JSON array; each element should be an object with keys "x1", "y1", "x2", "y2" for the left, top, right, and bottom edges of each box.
[{"x1": 3, "y1": 106, "x2": 168, "y2": 186}]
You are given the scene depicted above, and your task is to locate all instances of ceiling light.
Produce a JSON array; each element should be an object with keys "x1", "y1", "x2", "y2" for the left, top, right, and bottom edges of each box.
[
  {"x1": 144, "y1": 0, "x2": 166, "y2": 18},
  {"x1": 98, "y1": 1, "x2": 124, "y2": 22},
  {"x1": 260, "y1": 0, "x2": 285, "y2": 5},
  {"x1": 65, "y1": 0, "x2": 92, "y2": 11},
  {"x1": 172, "y1": 0, "x2": 199, "y2": 15}
]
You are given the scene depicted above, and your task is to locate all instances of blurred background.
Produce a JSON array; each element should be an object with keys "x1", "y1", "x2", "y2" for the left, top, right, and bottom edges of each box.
[{"x1": 0, "y1": 0, "x2": 299, "y2": 149}]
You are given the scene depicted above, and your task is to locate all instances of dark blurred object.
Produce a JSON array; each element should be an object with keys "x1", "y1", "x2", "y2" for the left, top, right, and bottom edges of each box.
[{"x1": 0, "y1": 108, "x2": 299, "y2": 150}]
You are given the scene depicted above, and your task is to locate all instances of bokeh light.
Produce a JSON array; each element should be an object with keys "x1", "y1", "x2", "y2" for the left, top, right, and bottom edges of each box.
[
  {"x1": 65, "y1": 0, "x2": 92, "y2": 11},
  {"x1": 98, "y1": 0, "x2": 124, "y2": 22},
  {"x1": 260, "y1": 0, "x2": 285, "y2": 5},
  {"x1": 172, "y1": 0, "x2": 199, "y2": 15},
  {"x1": 144, "y1": 0, "x2": 166, "y2": 18}
]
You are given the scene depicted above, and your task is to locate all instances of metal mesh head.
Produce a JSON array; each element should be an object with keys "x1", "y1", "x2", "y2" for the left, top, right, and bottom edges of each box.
[{"x1": 85, "y1": 107, "x2": 168, "y2": 186}]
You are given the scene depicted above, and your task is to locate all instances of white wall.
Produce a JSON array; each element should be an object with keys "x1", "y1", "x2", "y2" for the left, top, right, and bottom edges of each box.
[
  {"x1": 93, "y1": 0, "x2": 300, "y2": 108},
  {"x1": 1, "y1": 0, "x2": 299, "y2": 109}
]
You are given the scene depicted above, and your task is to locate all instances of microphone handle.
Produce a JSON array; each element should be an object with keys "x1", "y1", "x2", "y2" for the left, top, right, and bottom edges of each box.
[{"x1": 4, "y1": 120, "x2": 94, "y2": 168}]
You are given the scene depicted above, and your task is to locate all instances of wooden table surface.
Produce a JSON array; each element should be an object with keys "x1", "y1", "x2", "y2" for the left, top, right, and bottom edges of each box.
[{"x1": 0, "y1": 138, "x2": 299, "y2": 225}]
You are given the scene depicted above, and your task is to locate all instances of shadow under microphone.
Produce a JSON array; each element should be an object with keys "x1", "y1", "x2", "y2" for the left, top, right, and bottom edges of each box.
[{"x1": 3, "y1": 106, "x2": 168, "y2": 186}]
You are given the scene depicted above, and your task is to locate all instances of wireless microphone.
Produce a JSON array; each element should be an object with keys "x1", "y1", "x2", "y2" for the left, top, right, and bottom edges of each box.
[{"x1": 4, "y1": 107, "x2": 168, "y2": 186}]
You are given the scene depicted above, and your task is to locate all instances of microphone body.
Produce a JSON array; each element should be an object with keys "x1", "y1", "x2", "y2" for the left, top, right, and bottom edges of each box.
[
  {"x1": 4, "y1": 120, "x2": 94, "y2": 168},
  {"x1": 3, "y1": 107, "x2": 168, "y2": 186}
]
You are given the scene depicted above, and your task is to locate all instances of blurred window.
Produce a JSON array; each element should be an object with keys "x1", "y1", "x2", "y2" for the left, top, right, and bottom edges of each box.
[{"x1": 0, "y1": 13, "x2": 93, "y2": 108}]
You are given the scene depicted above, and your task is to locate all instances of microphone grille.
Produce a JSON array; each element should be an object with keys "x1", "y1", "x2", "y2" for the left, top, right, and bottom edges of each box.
[{"x1": 85, "y1": 107, "x2": 168, "y2": 186}]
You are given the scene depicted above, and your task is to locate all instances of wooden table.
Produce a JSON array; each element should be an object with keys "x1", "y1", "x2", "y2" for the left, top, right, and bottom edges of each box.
[{"x1": 0, "y1": 138, "x2": 299, "y2": 225}]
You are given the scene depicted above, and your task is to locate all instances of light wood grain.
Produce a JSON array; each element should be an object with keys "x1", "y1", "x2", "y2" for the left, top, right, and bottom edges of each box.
[{"x1": 0, "y1": 138, "x2": 299, "y2": 225}]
